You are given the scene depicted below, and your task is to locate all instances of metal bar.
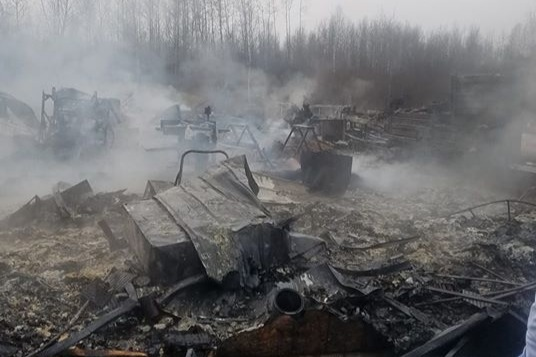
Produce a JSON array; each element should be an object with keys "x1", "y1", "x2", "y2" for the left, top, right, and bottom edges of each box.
[
  {"x1": 244, "y1": 125, "x2": 274, "y2": 168},
  {"x1": 434, "y1": 274, "x2": 520, "y2": 286},
  {"x1": 426, "y1": 287, "x2": 508, "y2": 306},
  {"x1": 383, "y1": 297, "x2": 434, "y2": 325},
  {"x1": 489, "y1": 281, "x2": 536, "y2": 300},
  {"x1": 236, "y1": 126, "x2": 247, "y2": 145},
  {"x1": 416, "y1": 281, "x2": 536, "y2": 307},
  {"x1": 447, "y1": 199, "x2": 536, "y2": 218},
  {"x1": 340, "y1": 236, "x2": 420, "y2": 251},
  {"x1": 228, "y1": 125, "x2": 239, "y2": 142},
  {"x1": 509, "y1": 310, "x2": 528, "y2": 326},
  {"x1": 296, "y1": 128, "x2": 309, "y2": 154},
  {"x1": 470, "y1": 262, "x2": 509, "y2": 282},
  {"x1": 414, "y1": 297, "x2": 460, "y2": 307},
  {"x1": 37, "y1": 299, "x2": 138, "y2": 357},
  {"x1": 157, "y1": 274, "x2": 207, "y2": 306},
  {"x1": 401, "y1": 312, "x2": 492, "y2": 357},
  {"x1": 282, "y1": 127, "x2": 296, "y2": 150},
  {"x1": 174, "y1": 150, "x2": 229, "y2": 186},
  {"x1": 507, "y1": 200, "x2": 511, "y2": 221}
]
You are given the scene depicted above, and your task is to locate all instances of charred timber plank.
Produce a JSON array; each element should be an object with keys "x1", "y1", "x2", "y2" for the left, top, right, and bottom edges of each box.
[
  {"x1": 26, "y1": 301, "x2": 90, "y2": 357},
  {"x1": 401, "y1": 312, "x2": 492, "y2": 357},
  {"x1": 64, "y1": 348, "x2": 148, "y2": 357},
  {"x1": 37, "y1": 299, "x2": 138, "y2": 357},
  {"x1": 163, "y1": 332, "x2": 218, "y2": 349}
]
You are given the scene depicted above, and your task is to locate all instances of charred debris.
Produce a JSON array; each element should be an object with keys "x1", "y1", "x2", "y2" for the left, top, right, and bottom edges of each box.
[
  {"x1": 1, "y1": 76, "x2": 536, "y2": 357},
  {"x1": 1, "y1": 88, "x2": 124, "y2": 161}
]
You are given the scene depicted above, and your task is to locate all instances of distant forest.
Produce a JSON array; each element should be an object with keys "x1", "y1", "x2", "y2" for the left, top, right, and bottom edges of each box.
[{"x1": 1, "y1": 0, "x2": 535, "y2": 108}]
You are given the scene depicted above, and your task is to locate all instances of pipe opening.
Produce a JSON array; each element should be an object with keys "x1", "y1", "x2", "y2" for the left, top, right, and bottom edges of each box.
[{"x1": 274, "y1": 288, "x2": 304, "y2": 316}]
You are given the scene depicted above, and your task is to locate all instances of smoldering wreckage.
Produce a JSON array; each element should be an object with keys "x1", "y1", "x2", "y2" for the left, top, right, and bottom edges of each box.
[{"x1": 1, "y1": 75, "x2": 536, "y2": 357}]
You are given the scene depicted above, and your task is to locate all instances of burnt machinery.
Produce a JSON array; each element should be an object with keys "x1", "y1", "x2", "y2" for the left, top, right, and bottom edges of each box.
[
  {"x1": 40, "y1": 87, "x2": 122, "y2": 159},
  {"x1": 157, "y1": 104, "x2": 272, "y2": 166}
]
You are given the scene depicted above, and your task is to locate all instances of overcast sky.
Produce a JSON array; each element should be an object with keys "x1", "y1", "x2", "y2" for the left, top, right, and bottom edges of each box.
[{"x1": 293, "y1": 0, "x2": 535, "y2": 35}]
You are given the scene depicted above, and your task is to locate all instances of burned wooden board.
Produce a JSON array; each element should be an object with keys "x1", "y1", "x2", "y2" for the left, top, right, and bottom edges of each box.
[{"x1": 124, "y1": 199, "x2": 203, "y2": 284}]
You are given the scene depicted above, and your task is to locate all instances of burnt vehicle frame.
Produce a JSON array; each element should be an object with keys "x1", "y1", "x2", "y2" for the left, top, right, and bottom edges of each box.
[{"x1": 39, "y1": 87, "x2": 121, "y2": 158}]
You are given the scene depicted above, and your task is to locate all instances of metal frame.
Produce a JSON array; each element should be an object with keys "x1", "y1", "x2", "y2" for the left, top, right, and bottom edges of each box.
[
  {"x1": 225, "y1": 124, "x2": 273, "y2": 167},
  {"x1": 282, "y1": 124, "x2": 320, "y2": 155},
  {"x1": 447, "y1": 199, "x2": 536, "y2": 221},
  {"x1": 174, "y1": 150, "x2": 229, "y2": 186}
]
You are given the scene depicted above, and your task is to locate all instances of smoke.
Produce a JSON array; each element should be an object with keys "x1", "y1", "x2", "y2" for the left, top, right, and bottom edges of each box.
[
  {"x1": 0, "y1": 32, "x2": 319, "y2": 215},
  {"x1": 0, "y1": 34, "x2": 185, "y2": 214}
]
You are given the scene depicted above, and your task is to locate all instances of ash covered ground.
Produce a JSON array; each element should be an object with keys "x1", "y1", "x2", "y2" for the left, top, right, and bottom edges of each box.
[{"x1": 1, "y1": 151, "x2": 535, "y2": 356}]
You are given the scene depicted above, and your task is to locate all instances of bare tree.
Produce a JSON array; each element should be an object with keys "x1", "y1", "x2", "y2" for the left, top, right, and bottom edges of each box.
[
  {"x1": 9, "y1": 0, "x2": 27, "y2": 29},
  {"x1": 40, "y1": 0, "x2": 76, "y2": 36}
]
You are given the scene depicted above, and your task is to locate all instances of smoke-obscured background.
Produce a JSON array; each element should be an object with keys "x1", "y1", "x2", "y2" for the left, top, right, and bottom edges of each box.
[
  {"x1": 1, "y1": 1, "x2": 535, "y2": 109},
  {"x1": 0, "y1": 0, "x2": 536, "y2": 213}
]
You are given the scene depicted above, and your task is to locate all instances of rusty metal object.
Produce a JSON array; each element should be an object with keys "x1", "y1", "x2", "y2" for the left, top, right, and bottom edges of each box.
[
  {"x1": 174, "y1": 149, "x2": 229, "y2": 186},
  {"x1": 300, "y1": 150, "x2": 353, "y2": 194},
  {"x1": 218, "y1": 310, "x2": 387, "y2": 357}
]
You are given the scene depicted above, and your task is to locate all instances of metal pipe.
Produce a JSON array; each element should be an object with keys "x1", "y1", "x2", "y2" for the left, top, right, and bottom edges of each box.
[
  {"x1": 174, "y1": 149, "x2": 229, "y2": 186},
  {"x1": 272, "y1": 288, "x2": 305, "y2": 317}
]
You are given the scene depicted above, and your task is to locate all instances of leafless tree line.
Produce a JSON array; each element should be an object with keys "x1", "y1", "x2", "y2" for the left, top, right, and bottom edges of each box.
[{"x1": 0, "y1": 0, "x2": 535, "y2": 106}]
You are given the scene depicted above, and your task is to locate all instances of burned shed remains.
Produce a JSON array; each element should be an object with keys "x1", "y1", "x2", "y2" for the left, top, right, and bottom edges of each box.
[{"x1": 125, "y1": 155, "x2": 287, "y2": 287}]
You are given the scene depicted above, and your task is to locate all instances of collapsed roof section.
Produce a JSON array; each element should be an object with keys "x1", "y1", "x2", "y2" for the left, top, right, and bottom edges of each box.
[{"x1": 125, "y1": 155, "x2": 290, "y2": 288}]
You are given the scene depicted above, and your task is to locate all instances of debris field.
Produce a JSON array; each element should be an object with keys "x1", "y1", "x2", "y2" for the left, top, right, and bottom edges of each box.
[{"x1": 1, "y1": 150, "x2": 535, "y2": 357}]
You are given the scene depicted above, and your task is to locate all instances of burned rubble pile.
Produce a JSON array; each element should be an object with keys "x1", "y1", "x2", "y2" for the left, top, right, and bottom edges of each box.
[{"x1": 1, "y1": 154, "x2": 536, "y2": 357}]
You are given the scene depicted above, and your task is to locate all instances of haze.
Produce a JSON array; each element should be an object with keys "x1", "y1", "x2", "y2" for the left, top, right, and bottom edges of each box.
[{"x1": 297, "y1": 0, "x2": 535, "y2": 35}]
